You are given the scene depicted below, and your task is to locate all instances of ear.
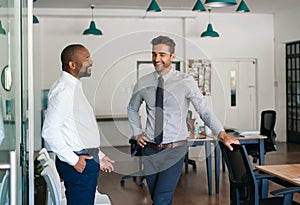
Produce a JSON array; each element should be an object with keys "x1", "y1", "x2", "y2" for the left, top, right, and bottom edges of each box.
[
  {"x1": 68, "y1": 61, "x2": 76, "y2": 70},
  {"x1": 171, "y1": 53, "x2": 176, "y2": 61}
]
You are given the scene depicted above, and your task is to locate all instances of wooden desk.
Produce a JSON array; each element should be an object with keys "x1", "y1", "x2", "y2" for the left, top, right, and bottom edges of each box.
[
  {"x1": 215, "y1": 134, "x2": 267, "y2": 193},
  {"x1": 187, "y1": 133, "x2": 214, "y2": 195},
  {"x1": 232, "y1": 134, "x2": 267, "y2": 164},
  {"x1": 256, "y1": 164, "x2": 300, "y2": 187}
]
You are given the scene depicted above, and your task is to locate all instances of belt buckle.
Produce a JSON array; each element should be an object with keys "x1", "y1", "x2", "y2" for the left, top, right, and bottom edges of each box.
[{"x1": 157, "y1": 144, "x2": 163, "y2": 149}]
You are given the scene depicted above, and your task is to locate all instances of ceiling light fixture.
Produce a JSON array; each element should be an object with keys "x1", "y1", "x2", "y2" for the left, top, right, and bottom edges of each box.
[
  {"x1": 83, "y1": 4, "x2": 103, "y2": 36},
  {"x1": 0, "y1": 20, "x2": 6, "y2": 35},
  {"x1": 146, "y1": 0, "x2": 161, "y2": 12},
  {"x1": 236, "y1": 0, "x2": 250, "y2": 12},
  {"x1": 33, "y1": 0, "x2": 39, "y2": 24},
  {"x1": 201, "y1": 9, "x2": 219, "y2": 38},
  {"x1": 33, "y1": 15, "x2": 39, "y2": 24},
  {"x1": 192, "y1": 0, "x2": 206, "y2": 11},
  {"x1": 201, "y1": 23, "x2": 219, "y2": 37},
  {"x1": 204, "y1": 0, "x2": 236, "y2": 8}
]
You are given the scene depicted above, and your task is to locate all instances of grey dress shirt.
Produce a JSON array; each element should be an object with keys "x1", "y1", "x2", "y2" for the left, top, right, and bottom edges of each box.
[{"x1": 127, "y1": 69, "x2": 224, "y2": 144}]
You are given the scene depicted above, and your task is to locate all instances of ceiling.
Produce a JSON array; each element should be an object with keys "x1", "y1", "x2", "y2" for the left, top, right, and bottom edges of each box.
[{"x1": 32, "y1": 0, "x2": 300, "y2": 14}]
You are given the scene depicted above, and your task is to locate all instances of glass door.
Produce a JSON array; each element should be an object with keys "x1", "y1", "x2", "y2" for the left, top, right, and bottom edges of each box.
[
  {"x1": 286, "y1": 41, "x2": 300, "y2": 143},
  {"x1": 0, "y1": 0, "x2": 20, "y2": 204},
  {"x1": 0, "y1": 0, "x2": 32, "y2": 204}
]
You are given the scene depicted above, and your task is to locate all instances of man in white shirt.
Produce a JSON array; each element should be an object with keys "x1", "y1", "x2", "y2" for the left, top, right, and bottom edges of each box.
[
  {"x1": 127, "y1": 36, "x2": 239, "y2": 204},
  {"x1": 42, "y1": 44, "x2": 114, "y2": 205}
]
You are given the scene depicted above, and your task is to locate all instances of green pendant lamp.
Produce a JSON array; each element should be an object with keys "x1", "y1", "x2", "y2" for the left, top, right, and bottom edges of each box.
[
  {"x1": 236, "y1": 0, "x2": 250, "y2": 12},
  {"x1": 0, "y1": 20, "x2": 6, "y2": 35},
  {"x1": 33, "y1": 0, "x2": 39, "y2": 24},
  {"x1": 192, "y1": 0, "x2": 206, "y2": 11},
  {"x1": 204, "y1": 0, "x2": 236, "y2": 7},
  {"x1": 201, "y1": 9, "x2": 219, "y2": 37},
  {"x1": 83, "y1": 5, "x2": 103, "y2": 36},
  {"x1": 201, "y1": 24, "x2": 219, "y2": 37},
  {"x1": 147, "y1": 0, "x2": 161, "y2": 12},
  {"x1": 33, "y1": 15, "x2": 39, "y2": 24}
]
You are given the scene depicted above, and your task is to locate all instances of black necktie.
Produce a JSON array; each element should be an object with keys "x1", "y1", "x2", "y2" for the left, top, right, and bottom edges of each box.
[{"x1": 154, "y1": 76, "x2": 164, "y2": 144}]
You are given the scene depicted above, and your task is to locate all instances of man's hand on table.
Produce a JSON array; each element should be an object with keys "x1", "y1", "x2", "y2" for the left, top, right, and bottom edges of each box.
[{"x1": 219, "y1": 131, "x2": 240, "y2": 151}]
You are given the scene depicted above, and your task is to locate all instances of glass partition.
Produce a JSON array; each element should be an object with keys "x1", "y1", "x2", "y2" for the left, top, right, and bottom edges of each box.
[
  {"x1": 0, "y1": 0, "x2": 17, "y2": 204},
  {"x1": 0, "y1": 0, "x2": 29, "y2": 204}
]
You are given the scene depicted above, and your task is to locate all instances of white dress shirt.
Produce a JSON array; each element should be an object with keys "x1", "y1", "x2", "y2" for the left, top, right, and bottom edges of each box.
[
  {"x1": 128, "y1": 69, "x2": 224, "y2": 144},
  {"x1": 42, "y1": 71, "x2": 105, "y2": 166}
]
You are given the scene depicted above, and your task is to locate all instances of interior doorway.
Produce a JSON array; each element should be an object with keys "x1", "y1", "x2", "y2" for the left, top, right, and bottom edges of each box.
[
  {"x1": 211, "y1": 59, "x2": 257, "y2": 130},
  {"x1": 286, "y1": 41, "x2": 300, "y2": 143}
]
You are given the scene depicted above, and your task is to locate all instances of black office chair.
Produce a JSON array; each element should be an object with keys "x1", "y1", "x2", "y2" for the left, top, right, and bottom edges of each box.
[
  {"x1": 219, "y1": 141, "x2": 300, "y2": 205},
  {"x1": 246, "y1": 110, "x2": 277, "y2": 163},
  {"x1": 120, "y1": 138, "x2": 145, "y2": 187}
]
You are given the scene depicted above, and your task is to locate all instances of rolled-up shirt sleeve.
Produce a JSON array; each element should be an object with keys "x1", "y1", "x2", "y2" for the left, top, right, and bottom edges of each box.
[
  {"x1": 127, "y1": 83, "x2": 144, "y2": 137},
  {"x1": 186, "y1": 77, "x2": 224, "y2": 137},
  {"x1": 98, "y1": 150, "x2": 106, "y2": 161}
]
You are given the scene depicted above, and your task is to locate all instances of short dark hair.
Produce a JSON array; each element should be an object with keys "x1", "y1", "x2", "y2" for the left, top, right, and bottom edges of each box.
[
  {"x1": 60, "y1": 44, "x2": 85, "y2": 70},
  {"x1": 151, "y1": 36, "x2": 176, "y2": 54}
]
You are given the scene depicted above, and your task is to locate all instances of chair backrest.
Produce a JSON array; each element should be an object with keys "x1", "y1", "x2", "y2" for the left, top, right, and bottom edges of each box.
[
  {"x1": 41, "y1": 166, "x2": 61, "y2": 205},
  {"x1": 129, "y1": 138, "x2": 142, "y2": 156},
  {"x1": 0, "y1": 171, "x2": 9, "y2": 205},
  {"x1": 44, "y1": 160, "x2": 62, "y2": 199},
  {"x1": 260, "y1": 110, "x2": 277, "y2": 152},
  {"x1": 219, "y1": 142, "x2": 259, "y2": 205},
  {"x1": 39, "y1": 148, "x2": 51, "y2": 160},
  {"x1": 246, "y1": 110, "x2": 277, "y2": 163},
  {"x1": 37, "y1": 153, "x2": 49, "y2": 167}
]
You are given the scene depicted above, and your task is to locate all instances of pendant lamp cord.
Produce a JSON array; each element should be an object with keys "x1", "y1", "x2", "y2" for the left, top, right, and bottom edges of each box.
[{"x1": 91, "y1": 4, "x2": 95, "y2": 20}]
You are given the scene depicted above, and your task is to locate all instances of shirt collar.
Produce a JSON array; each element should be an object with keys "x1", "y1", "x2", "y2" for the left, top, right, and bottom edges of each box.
[
  {"x1": 156, "y1": 69, "x2": 173, "y2": 82},
  {"x1": 62, "y1": 71, "x2": 81, "y2": 85}
]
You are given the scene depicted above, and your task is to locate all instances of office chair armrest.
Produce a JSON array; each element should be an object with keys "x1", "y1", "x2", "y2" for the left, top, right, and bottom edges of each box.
[
  {"x1": 128, "y1": 137, "x2": 141, "y2": 156},
  {"x1": 271, "y1": 187, "x2": 300, "y2": 196},
  {"x1": 255, "y1": 174, "x2": 274, "y2": 180}
]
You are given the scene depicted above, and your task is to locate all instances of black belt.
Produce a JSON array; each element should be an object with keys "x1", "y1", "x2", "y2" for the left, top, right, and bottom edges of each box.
[
  {"x1": 74, "y1": 148, "x2": 99, "y2": 155},
  {"x1": 147, "y1": 140, "x2": 187, "y2": 150}
]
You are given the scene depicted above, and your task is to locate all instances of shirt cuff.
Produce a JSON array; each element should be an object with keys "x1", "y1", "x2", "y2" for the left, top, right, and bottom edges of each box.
[
  {"x1": 65, "y1": 153, "x2": 79, "y2": 166},
  {"x1": 98, "y1": 150, "x2": 106, "y2": 161}
]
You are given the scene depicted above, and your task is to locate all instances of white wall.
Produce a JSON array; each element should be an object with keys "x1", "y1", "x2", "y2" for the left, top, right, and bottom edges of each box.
[
  {"x1": 274, "y1": 7, "x2": 300, "y2": 142},
  {"x1": 185, "y1": 13, "x2": 274, "y2": 126},
  {"x1": 34, "y1": 9, "x2": 276, "y2": 145}
]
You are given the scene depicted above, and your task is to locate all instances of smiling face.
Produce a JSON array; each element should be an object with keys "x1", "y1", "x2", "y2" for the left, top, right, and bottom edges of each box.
[
  {"x1": 152, "y1": 43, "x2": 176, "y2": 76},
  {"x1": 77, "y1": 53, "x2": 93, "y2": 79},
  {"x1": 71, "y1": 47, "x2": 93, "y2": 79}
]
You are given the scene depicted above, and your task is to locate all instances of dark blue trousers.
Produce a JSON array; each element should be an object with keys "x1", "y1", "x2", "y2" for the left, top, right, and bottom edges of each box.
[
  {"x1": 55, "y1": 152, "x2": 100, "y2": 205},
  {"x1": 142, "y1": 145, "x2": 186, "y2": 205}
]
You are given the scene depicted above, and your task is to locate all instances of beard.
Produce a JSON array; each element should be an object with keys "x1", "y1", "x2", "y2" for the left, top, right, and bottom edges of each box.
[{"x1": 78, "y1": 67, "x2": 92, "y2": 78}]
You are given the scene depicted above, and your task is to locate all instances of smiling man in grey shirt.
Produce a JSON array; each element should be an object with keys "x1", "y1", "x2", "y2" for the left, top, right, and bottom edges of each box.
[{"x1": 127, "y1": 35, "x2": 239, "y2": 205}]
